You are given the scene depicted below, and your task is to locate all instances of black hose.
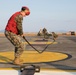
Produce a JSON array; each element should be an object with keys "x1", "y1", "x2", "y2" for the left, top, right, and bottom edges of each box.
[
  {"x1": 23, "y1": 36, "x2": 55, "y2": 54},
  {"x1": 23, "y1": 36, "x2": 41, "y2": 53}
]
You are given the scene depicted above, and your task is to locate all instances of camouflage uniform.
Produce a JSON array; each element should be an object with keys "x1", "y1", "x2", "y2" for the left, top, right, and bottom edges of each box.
[
  {"x1": 5, "y1": 14, "x2": 25, "y2": 58},
  {"x1": 43, "y1": 28, "x2": 48, "y2": 38},
  {"x1": 52, "y1": 32, "x2": 58, "y2": 41}
]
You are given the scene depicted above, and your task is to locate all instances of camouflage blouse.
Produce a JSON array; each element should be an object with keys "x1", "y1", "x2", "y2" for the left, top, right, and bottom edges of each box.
[{"x1": 15, "y1": 14, "x2": 23, "y2": 35}]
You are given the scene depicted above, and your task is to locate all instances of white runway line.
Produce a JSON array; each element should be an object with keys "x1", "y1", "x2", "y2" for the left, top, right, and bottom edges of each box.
[
  {"x1": 0, "y1": 70, "x2": 76, "y2": 75},
  {"x1": 35, "y1": 71, "x2": 76, "y2": 75}
]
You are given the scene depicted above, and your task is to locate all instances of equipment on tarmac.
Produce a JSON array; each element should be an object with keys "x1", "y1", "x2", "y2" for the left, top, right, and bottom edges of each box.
[
  {"x1": 13, "y1": 60, "x2": 40, "y2": 75},
  {"x1": 20, "y1": 65, "x2": 40, "y2": 75},
  {"x1": 23, "y1": 36, "x2": 55, "y2": 54}
]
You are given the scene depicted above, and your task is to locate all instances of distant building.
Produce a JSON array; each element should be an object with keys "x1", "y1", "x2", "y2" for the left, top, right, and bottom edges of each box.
[{"x1": 67, "y1": 31, "x2": 76, "y2": 35}]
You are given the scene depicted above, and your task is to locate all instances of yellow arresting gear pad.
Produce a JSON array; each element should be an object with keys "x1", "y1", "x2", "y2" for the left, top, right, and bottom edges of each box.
[{"x1": 0, "y1": 51, "x2": 68, "y2": 63}]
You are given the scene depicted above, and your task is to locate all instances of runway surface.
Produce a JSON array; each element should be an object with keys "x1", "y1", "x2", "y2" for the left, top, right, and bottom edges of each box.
[{"x1": 0, "y1": 35, "x2": 76, "y2": 75}]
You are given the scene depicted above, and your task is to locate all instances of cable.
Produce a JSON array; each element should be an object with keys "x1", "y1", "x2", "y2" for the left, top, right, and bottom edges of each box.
[{"x1": 23, "y1": 36, "x2": 55, "y2": 54}]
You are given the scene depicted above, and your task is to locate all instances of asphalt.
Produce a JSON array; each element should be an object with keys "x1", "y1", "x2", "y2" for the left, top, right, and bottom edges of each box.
[{"x1": 0, "y1": 35, "x2": 76, "y2": 70}]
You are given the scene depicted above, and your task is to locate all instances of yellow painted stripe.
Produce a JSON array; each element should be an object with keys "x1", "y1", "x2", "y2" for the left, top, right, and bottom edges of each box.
[
  {"x1": 24, "y1": 42, "x2": 57, "y2": 44},
  {"x1": 0, "y1": 51, "x2": 68, "y2": 63},
  {"x1": 0, "y1": 68, "x2": 18, "y2": 70}
]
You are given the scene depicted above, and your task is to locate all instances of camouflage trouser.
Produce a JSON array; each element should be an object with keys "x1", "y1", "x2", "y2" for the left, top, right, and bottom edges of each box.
[{"x1": 5, "y1": 30, "x2": 25, "y2": 58}]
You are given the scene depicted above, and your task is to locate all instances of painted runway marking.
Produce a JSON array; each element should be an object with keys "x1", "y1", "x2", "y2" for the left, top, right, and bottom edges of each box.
[
  {"x1": 0, "y1": 69, "x2": 76, "y2": 75},
  {"x1": 0, "y1": 51, "x2": 68, "y2": 63},
  {"x1": 24, "y1": 42, "x2": 57, "y2": 44}
]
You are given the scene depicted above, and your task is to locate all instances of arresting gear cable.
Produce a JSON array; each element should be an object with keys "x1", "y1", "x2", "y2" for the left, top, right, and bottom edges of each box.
[{"x1": 23, "y1": 36, "x2": 55, "y2": 54}]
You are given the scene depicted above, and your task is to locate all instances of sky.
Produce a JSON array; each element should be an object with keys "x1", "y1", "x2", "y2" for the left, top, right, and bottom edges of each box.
[{"x1": 0, "y1": 0, "x2": 76, "y2": 32}]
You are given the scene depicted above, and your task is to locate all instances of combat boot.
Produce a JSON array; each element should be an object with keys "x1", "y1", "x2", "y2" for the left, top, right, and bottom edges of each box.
[{"x1": 13, "y1": 57, "x2": 23, "y2": 65}]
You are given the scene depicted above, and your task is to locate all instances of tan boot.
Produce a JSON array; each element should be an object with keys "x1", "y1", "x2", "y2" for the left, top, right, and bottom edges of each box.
[
  {"x1": 20, "y1": 59, "x2": 24, "y2": 62},
  {"x1": 13, "y1": 57, "x2": 23, "y2": 65}
]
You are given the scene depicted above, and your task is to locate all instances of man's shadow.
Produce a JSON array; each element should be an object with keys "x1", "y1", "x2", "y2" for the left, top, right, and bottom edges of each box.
[
  {"x1": 0, "y1": 55, "x2": 39, "y2": 75},
  {"x1": 0, "y1": 55, "x2": 21, "y2": 75},
  {"x1": 0, "y1": 55, "x2": 12, "y2": 63}
]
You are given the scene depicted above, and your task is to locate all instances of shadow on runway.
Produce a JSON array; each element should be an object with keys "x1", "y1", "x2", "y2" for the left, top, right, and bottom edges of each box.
[
  {"x1": 44, "y1": 53, "x2": 76, "y2": 70},
  {"x1": 45, "y1": 62, "x2": 76, "y2": 70},
  {"x1": 0, "y1": 55, "x2": 12, "y2": 63},
  {"x1": 44, "y1": 62, "x2": 76, "y2": 75}
]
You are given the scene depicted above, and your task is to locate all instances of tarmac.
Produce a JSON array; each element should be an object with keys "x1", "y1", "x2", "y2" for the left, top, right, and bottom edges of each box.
[{"x1": 0, "y1": 34, "x2": 76, "y2": 71}]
